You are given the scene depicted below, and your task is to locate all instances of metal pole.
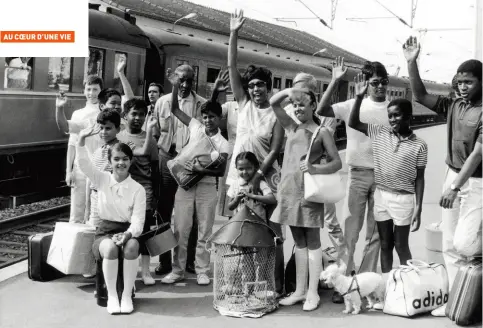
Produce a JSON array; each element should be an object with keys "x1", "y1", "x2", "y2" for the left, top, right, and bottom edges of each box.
[{"x1": 476, "y1": 0, "x2": 482, "y2": 60}]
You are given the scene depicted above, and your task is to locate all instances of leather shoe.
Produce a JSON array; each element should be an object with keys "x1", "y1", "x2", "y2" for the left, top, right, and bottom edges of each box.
[
  {"x1": 186, "y1": 263, "x2": 196, "y2": 274},
  {"x1": 332, "y1": 291, "x2": 344, "y2": 304},
  {"x1": 154, "y1": 264, "x2": 171, "y2": 276}
]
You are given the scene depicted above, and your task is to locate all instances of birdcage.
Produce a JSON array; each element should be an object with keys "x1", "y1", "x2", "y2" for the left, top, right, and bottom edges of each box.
[{"x1": 207, "y1": 205, "x2": 280, "y2": 318}]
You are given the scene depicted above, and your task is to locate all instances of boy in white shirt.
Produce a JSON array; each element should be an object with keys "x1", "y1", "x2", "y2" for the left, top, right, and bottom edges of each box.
[{"x1": 161, "y1": 71, "x2": 229, "y2": 286}]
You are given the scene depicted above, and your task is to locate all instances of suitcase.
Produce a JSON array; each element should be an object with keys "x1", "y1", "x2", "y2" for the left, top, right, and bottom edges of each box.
[
  {"x1": 28, "y1": 232, "x2": 65, "y2": 281},
  {"x1": 445, "y1": 259, "x2": 482, "y2": 326}
]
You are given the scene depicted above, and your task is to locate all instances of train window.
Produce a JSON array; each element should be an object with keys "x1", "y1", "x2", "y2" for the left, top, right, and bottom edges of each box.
[
  {"x1": 48, "y1": 57, "x2": 72, "y2": 92},
  {"x1": 390, "y1": 91, "x2": 394, "y2": 97},
  {"x1": 113, "y1": 53, "x2": 127, "y2": 91},
  {"x1": 323, "y1": 84, "x2": 328, "y2": 92},
  {"x1": 84, "y1": 47, "x2": 105, "y2": 81},
  {"x1": 4, "y1": 57, "x2": 33, "y2": 90},
  {"x1": 207, "y1": 67, "x2": 220, "y2": 84},
  {"x1": 273, "y1": 77, "x2": 282, "y2": 90},
  {"x1": 285, "y1": 79, "x2": 293, "y2": 88}
]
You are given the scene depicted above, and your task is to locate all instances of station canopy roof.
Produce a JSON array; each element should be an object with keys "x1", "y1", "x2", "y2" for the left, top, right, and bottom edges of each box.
[{"x1": 106, "y1": 0, "x2": 368, "y2": 64}]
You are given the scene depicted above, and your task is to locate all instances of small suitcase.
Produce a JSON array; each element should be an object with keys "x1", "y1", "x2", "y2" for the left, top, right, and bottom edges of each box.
[
  {"x1": 445, "y1": 259, "x2": 482, "y2": 326},
  {"x1": 28, "y1": 232, "x2": 65, "y2": 281}
]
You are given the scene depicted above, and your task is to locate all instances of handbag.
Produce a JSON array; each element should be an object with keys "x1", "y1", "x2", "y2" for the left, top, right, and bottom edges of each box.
[
  {"x1": 139, "y1": 210, "x2": 177, "y2": 257},
  {"x1": 303, "y1": 126, "x2": 345, "y2": 204},
  {"x1": 383, "y1": 259, "x2": 449, "y2": 317},
  {"x1": 167, "y1": 131, "x2": 225, "y2": 191}
]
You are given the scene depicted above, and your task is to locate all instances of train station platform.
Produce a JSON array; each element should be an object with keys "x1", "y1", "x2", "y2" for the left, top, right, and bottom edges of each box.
[{"x1": 0, "y1": 125, "x2": 474, "y2": 328}]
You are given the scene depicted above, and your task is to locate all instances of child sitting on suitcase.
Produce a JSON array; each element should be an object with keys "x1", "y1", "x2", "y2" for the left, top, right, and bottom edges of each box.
[
  {"x1": 118, "y1": 98, "x2": 159, "y2": 286},
  {"x1": 76, "y1": 127, "x2": 146, "y2": 315},
  {"x1": 348, "y1": 73, "x2": 428, "y2": 310},
  {"x1": 160, "y1": 69, "x2": 229, "y2": 286}
]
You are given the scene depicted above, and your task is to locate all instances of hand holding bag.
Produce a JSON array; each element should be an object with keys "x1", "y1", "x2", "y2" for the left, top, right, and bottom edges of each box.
[
  {"x1": 139, "y1": 210, "x2": 177, "y2": 257},
  {"x1": 167, "y1": 132, "x2": 225, "y2": 191},
  {"x1": 383, "y1": 259, "x2": 449, "y2": 317},
  {"x1": 303, "y1": 126, "x2": 345, "y2": 204}
]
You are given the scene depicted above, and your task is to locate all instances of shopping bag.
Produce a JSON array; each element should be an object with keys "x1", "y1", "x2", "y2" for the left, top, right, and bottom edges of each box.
[
  {"x1": 139, "y1": 211, "x2": 177, "y2": 257},
  {"x1": 46, "y1": 222, "x2": 96, "y2": 275},
  {"x1": 303, "y1": 126, "x2": 345, "y2": 204},
  {"x1": 383, "y1": 259, "x2": 449, "y2": 317},
  {"x1": 167, "y1": 132, "x2": 225, "y2": 190}
]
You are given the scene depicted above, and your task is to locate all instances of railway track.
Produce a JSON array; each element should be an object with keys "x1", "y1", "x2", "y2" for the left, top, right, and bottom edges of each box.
[{"x1": 0, "y1": 204, "x2": 70, "y2": 269}]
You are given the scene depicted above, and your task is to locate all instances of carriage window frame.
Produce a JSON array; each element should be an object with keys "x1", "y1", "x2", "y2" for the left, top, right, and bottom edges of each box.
[
  {"x1": 47, "y1": 57, "x2": 73, "y2": 92},
  {"x1": 285, "y1": 78, "x2": 293, "y2": 89},
  {"x1": 84, "y1": 47, "x2": 105, "y2": 82},
  {"x1": 206, "y1": 67, "x2": 220, "y2": 84},
  {"x1": 4, "y1": 57, "x2": 34, "y2": 90},
  {"x1": 273, "y1": 76, "x2": 282, "y2": 90}
]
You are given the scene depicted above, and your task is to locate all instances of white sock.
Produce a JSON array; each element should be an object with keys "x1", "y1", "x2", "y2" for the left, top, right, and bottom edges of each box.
[
  {"x1": 122, "y1": 259, "x2": 139, "y2": 300},
  {"x1": 102, "y1": 259, "x2": 119, "y2": 301},
  {"x1": 307, "y1": 248, "x2": 323, "y2": 299}
]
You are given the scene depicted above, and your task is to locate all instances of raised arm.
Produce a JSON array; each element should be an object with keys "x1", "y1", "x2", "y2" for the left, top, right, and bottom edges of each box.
[
  {"x1": 301, "y1": 127, "x2": 342, "y2": 175},
  {"x1": 55, "y1": 92, "x2": 70, "y2": 134},
  {"x1": 348, "y1": 73, "x2": 369, "y2": 135},
  {"x1": 269, "y1": 88, "x2": 297, "y2": 130},
  {"x1": 75, "y1": 124, "x2": 109, "y2": 189},
  {"x1": 117, "y1": 54, "x2": 134, "y2": 100},
  {"x1": 228, "y1": 9, "x2": 249, "y2": 109},
  {"x1": 168, "y1": 71, "x2": 192, "y2": 127},
  {"x1": 316, "y1": 56, "x2": 347, "y2": 117},
  {"x1": 211, "y1": 70, "x2": 230, "y2": 103},
  {"x1": 403, "y1": 36, "x2": 439, "y2": 109}
]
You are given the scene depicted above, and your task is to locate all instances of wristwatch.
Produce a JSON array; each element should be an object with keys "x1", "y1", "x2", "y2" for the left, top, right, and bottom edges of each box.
[
  {"x1": 257, "y1": 169, "x2": 265, "y2": 177},
  {"x1": 450, "y1": 184, "x2": 460, "y2": 192}
]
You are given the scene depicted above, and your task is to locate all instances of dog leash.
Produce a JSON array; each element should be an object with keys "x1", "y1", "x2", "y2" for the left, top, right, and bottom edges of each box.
[{"x1": 340, "y1": 275, "x2": 362, "y2": 298}]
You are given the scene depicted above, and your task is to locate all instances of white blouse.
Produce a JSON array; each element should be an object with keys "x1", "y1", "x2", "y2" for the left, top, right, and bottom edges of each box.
[{"x1": 76, "y1": 145, "x2": 146, "y2": 237}]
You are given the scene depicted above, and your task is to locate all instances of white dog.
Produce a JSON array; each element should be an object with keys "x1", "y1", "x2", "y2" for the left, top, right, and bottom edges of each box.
[{"x1": 320, "y1": 262, "x2": 385, "y2": 315}]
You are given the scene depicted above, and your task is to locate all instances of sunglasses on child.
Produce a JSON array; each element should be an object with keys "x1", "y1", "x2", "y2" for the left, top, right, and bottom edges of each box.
[
  {"x1": 369, "y1": 79, "x2": 389, "y2": 87},
  {"x1": 247, "y1": 81, "x2": 267, "y2": 89}
]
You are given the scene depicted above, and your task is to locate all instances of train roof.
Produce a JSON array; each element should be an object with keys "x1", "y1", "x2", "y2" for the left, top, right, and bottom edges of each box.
[
  {"x1": 104, "y1": 0, "x2": 368, "y2": 64},
  {"x1": 89, "y1": 8, "x2": 150, "y2": 48},
  {"x1": 144, "y1": 26, "x2": 333, "y2": 78}
]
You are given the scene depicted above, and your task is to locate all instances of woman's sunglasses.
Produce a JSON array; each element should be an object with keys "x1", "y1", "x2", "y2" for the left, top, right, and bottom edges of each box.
[
  {"x1": 369, "y1": 79, "x2": 389, "y2": 87},
  {"x1": 247, "y1": 81, "x2": 267, "y2": 89}
]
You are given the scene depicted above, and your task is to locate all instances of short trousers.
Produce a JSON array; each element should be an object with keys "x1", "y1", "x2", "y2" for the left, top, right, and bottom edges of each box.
[
  {"x1": 92, "y1": 220, "x2": 137, "y2": 260},
  {"x1": 374, "y1": 187, "x2": 415, "y2": 226}
]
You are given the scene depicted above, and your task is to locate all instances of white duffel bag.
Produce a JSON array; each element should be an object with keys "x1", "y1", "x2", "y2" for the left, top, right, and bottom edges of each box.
[
  {"x1": 47, "y1": 222, "x2": 96, "y2": 275},
  {"x1": 383, "y1": 259, "x2": 449, "y2": 317}
]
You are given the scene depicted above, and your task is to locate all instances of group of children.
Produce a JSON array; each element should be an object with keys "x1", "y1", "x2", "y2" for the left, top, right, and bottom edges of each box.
[{"x1": 55, "y1": 31, "x2": 481, "y2": 317}]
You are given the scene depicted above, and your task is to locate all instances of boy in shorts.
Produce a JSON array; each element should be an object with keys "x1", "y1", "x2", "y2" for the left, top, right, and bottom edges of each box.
[{"x1": 348, "y1": 73, "x2": 427, "y2": 310}]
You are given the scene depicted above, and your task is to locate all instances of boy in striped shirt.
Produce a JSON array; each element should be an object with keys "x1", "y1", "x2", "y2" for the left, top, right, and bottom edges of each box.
[{"x1": 348, "y1": 73, "x2": 427, "y2": 309}]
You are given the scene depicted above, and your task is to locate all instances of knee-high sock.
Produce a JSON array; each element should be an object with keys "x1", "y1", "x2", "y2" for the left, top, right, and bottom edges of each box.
[
  {"x1": 307, "y1": 248, "x2": 323, "y2": 298},
  {"x1": 103, "y1": 259, "x2": 119, "y2": 300},
  {"x1": 122, "y1": 259, "x2": 139, "y2": 299},
  {"x1": 294, "y1": 247, "x2": 308, "y2": 296}
]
